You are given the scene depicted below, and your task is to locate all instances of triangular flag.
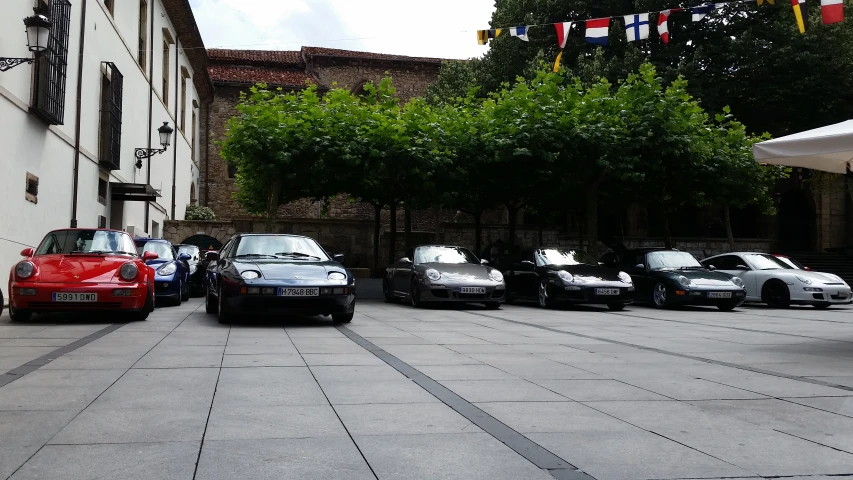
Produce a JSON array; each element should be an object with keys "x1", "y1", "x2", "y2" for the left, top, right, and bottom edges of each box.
[
  {"x1": 624, "y1": 13, "x2": 650, "y2": 41},
  {"x1": 692, "y1": 4, "x2": 720, "y2": 21},
  {"x1": 510, "y1": 26, "x2": 529, "y2": 41},
  {"x1": 757, "y1": 0, "x2": 775, "y2": 4},
  {"x1": 658, "y1": 10, "x2": 676, "y2": 44},
  {"x1": 585, "y1": 18, "x2": 610, "y2": 45},
  {"x1": 820, "y1": 0, "x2": 844, "y2": 24},
  {"x1": 791, "y1": 0, "x2": 808, "y2": 33},
  {"x1": 554, "y1": 22, "x2": 572, "y2": 48},
  {"x1": 494, "y1": 28, "x2": 502, "y2": 38},
  {"x1": 477, "y1": 30, "x2": 488, "y2": 45},
  {"x1": 553, "y1": 50, "x2": 564, "y2": 73}
]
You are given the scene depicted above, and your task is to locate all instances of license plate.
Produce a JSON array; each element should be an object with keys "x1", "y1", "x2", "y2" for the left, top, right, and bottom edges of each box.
[
  {"x1": 708, "y1": 292, "x2": 732, "y2": 299},
  {"x1": 278, "y1": 287, "x2": 319, "y2": 297},
  {"x1": 460, "y1": 287, "x2": 486, "y2": 294},
  {"x1": 52, "y1": 292, "x2": 98, "y2": 302},
  {"x1": 595, "y1": 288, "x2": 620, "y2": 296}
]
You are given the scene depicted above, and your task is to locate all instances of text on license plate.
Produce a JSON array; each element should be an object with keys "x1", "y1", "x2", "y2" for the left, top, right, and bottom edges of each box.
[
  {"x1": 53, "y1": 292, "x2": 98, "y2": 302},
  {"x1": 460, "y1": 287, "x2": 486, "y2": 294},
  {"x1": 708, "y1": 292, "x2": 732, "y2": 299},
  {"x1": 278, "y1": 287, "x2": 319, "y2": 297},
  {"x1": 595, "y1": 288, "x2": 620, "y2": 296}
]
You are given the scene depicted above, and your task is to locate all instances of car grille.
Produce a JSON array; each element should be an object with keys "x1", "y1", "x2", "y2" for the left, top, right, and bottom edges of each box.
[
  {"x1": 431, "y1": 289, "x2": 450, "y2": 298},
  {"x1": 28, "y1": 302, "x2": 123, "y2": 309},
  {"x1": 453, "y1": 292, "x2": 489, "y2": 300},
  {"x1": 830, "y1": 293, "x2": 851, "y2": 300},
  {"x1": 491, "y1": 290, "x2": 506, "y2": 299}
]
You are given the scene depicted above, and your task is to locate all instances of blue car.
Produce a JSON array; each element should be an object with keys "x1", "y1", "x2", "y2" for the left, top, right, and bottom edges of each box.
[{"x1": 135, "y1": 238, "x2": 191, "y2": 306}]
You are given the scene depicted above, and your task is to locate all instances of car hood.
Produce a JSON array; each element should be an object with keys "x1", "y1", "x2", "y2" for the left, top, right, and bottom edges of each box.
[
  {"x1": 234, "y1": 260, "x2": 346, "y2": 280},
  {"x1": 32, "y1": 254, "x2": 135, "y2": 283},
  {"x1": 543, "y1": 264, "x2": 622, "y2": 282},
  {"x1": 421, "y1": 263, "x2": 492, "y2": 281},
  {"x1": 655, "y1": 268, "x2": 737, "y2": 286},
  {"x1": 144, "y1": 258, "x2": 174, "y2": 267}
]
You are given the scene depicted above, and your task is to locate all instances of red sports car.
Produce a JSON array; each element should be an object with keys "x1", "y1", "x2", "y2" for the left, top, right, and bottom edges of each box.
[{"x1": 7, "y1": 228, "x2": 158, "y2": 322}]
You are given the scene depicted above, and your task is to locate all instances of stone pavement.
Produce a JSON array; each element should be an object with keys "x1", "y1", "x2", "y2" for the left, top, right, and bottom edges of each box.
[{"x1": 1, "y1": 300, "x2": 853, "y2": 480}]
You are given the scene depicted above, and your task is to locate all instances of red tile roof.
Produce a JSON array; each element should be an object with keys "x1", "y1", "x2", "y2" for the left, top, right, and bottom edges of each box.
[
  {"x1": 208, "y1": 65, "x2": 316, "y2": 87},
  {"x1": 301, "y1": 46, "x2": 443, "y2": 64},
  {"x1": 208, "y1": 49, "x2": 304, "y2": 67}
]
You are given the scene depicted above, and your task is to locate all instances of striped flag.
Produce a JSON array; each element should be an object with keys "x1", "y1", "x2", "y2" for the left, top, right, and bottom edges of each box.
[
  {"x1": 476, "y1": 29, "x2": 501, "y2": 45},
  {"x1": 510, "y1": 26, "x2": 529, "y2": 41},
  {"x1": 585, "y1": 18, "x2": 610, "y2": 45},
  {"x1": 554, "y1": 22, "x2": 572, "y2": 48},
  {"x1": 820, "y1": 0, "x2": 844, "y2": 24},
  {"x1": 657, "y1": 9, "x2": 677, "y2": 44},
  {"x1": 792, "y1": 0, "x2": 808, "y2": 33}
]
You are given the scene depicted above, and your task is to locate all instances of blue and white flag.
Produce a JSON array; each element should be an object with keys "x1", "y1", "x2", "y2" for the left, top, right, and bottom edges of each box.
[
  {"x1": 692, "y1": 3, "x2": 720, "y2": 21},
  {"x1": 509, "y1": 26, "x2": 529, "y2": 42},
  {"x1": 623, "y1": 13, "x2": 650, "y2": 41}
]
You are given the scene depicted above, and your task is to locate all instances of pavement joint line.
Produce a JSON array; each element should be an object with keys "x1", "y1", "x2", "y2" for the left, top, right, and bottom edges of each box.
[
  {"x1": 0, "y1": 322, "x2": 127, "y2": 388},
  {"x1": 771, "y1": 429, "x2": 853, "y2": 456},
  {"x1": 335, "y1": 324, "x2": 597, "y2": 480},
  {"x1": 462, "y1": 310, "x2": 853, "y2": 394},
  {"x1": 191, "y1": 323, "x2": 230, "y2": 480}
]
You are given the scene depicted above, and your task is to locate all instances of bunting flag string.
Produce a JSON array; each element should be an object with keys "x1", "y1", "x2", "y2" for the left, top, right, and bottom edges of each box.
[
  {"x1": 791, "y1": 0, "x2": 808, "y2": 33},
  {"x1": 820, "y1": 0, "x2": 843, "y2": 24}
]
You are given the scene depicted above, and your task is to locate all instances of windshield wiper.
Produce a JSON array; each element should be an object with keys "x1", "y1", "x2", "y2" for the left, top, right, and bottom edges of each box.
[
  {"x1": 275, "y1": 252, "x2": 322, "y2": 260},
  {"x1": 235, "y1": 254, "x2": 279, "y2": 259},
  {"x1": 71, "y1": 250, "x2": 110, "y2": 255},
  {"x1": 678, "y1": 266, "x2": 705, "y2": 270}
]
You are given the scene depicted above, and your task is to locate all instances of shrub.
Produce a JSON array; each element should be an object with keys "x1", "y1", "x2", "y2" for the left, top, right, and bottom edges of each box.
[{"x1": 185, "y1": 204, "x2": 216, "y2": 221}]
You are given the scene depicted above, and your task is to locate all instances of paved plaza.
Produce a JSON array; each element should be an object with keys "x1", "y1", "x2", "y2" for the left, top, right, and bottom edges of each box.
[{"x1": 1, "y1": 299, "x2": 853, "y2": 480}]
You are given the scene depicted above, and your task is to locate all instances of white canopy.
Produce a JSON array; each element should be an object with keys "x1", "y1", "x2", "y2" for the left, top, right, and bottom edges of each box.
[{"x1": 752, "y1": 120, "x2": 853, "y2": 174}]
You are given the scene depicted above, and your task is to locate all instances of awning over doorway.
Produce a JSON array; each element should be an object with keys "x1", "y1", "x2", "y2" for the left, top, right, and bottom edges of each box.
[
  {"x1": 753, "y1": 120, "x2": 853, "y2": 174},
  {"x1": 110, "y1": 183, "x2": 161, "y2": 202}
]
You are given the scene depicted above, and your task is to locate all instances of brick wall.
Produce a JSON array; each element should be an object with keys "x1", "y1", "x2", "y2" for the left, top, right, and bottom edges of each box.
[{"x1": 307, "y1": 58, "x2": 441, "y2": 102}]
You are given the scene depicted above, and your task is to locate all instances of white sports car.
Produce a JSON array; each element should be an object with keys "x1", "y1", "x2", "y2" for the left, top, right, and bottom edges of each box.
[{"x1": 701, "y1": 252, "x2": 852, "y2": 309}]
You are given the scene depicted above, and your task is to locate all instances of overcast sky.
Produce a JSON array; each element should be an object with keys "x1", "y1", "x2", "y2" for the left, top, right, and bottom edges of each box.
[{"x1": 189, "y1": 0, "x2": 496, "y2": 59}]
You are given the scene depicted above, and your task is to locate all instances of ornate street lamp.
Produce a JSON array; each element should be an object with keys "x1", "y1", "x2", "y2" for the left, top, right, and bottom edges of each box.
[
  {"x1": 0, "y1": 13, "x2": 51, "y2": 72},
  {"x1": 135, "y1": 122, "x2": 174, "y2": 169}
]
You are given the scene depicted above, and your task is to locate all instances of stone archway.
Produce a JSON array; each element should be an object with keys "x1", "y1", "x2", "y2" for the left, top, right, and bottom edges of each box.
[
  {"x1": 350, "y1": 78, "x2": 371, "y2": 96},
  {"x1": 777, "y1": 189, "x2": 817, "y2": 251}
]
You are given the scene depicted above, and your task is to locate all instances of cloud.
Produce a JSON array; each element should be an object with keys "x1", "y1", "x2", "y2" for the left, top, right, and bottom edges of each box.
[{"x1": 190, "y1": 0, "x2": 494, "y2": 59}]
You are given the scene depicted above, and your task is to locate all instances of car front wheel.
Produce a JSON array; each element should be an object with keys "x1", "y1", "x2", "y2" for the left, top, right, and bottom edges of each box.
[
  {"x1": 538, "y1": 279, "x2": 554, "y2": 309},
  {"x1": 217, "y1": 286, "x2": 232, "y2": 324},
  {"x1": 652, "y1": 283, "x2": 669, "y2": 309},
  {"x1": 410, "y1": 279, "x2": 422, "y2": 308},
  {"x1": 205, "y1": 283, "x2": 218, "y2": 314},
  {"x1": 9, "y1": 306, "x2": 32, "y2": 322},
  {"x1": 762, "y1": 280, "x2": 791, "y2": 308},
  {"x1": 332, "y1": 312, "x2": 354, "y2": 323}
]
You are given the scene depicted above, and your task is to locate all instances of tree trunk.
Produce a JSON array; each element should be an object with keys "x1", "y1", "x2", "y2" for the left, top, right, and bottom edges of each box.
[
  {"x1": 388, "y1": 203, "x2": 398, "y2": 265},
  {"x1": 585, "y1": 185, "x2": 599, "y2": 257},
  {"x1": 265, "y1": 180, "x2": 282, "y2": 232},
  {"x1": 474, "y1": 212, "x2": 483, "y2": 256},
  {"x1": 662, "y1": 207, "x2": 673, "y2": 249},
  {"x1": 507, "y1": 205, "x2": 519, "y2": 250},
  {"x1": 404, "y1": 205, "x2": 412, "y2": 251},
  {"x1": 373, "y1": 203, "x2": 381, "y2": 276},
  {"x1": 723, "y1": 204, "x2": 736, "y2": 251}
]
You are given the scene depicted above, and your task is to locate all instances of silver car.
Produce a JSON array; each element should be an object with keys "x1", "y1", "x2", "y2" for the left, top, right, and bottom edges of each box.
[{"x1": 383, "y1": 245, "x2": 506, "y2": 309}]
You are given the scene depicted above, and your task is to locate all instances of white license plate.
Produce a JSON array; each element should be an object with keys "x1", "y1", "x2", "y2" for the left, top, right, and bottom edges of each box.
[
  {"x1": 278, "y1": 287, "x2": 319, "y2": 297},
  {"x1": 595, "y1": 288, "x2": 620, "y2": 296},
  {"x1": 708, "y1": 292, "x2": 732, "y2": 299},
  {"x1": 460, "y1": 287, "x2": 486, "y2": 294},
  {"x1": 52, "y1": 292, "x2": 98, "y2": 302}
]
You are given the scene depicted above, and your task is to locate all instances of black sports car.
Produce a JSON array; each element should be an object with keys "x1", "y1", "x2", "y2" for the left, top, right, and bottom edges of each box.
[
  {"x1": 176, "y1": 244, "x2": 205, "y2": 297},
  {"x1": 384, "y1": 245, "x2": 506, "y2": 309},
  {"x1": 204, "y1": 234, "x2": 356, "y2": 323},
  {"x1": 599, "y1": 248, "x2": 746, "y2": 310},
  {"x1": 502, "y1": 247, "x2": 635, "y2": 310}
]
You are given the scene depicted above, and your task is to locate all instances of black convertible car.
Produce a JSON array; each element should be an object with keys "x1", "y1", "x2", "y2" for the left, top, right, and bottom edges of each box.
[
  {"x1": 204, "y1": 234, "x2": 356, "y2": 323},
  {"x1": 599, "y1": 248, "x2": 746, "y2": 310},
  {"x1": 501, "y1": 247, "x2": 635, "y2": 310}
]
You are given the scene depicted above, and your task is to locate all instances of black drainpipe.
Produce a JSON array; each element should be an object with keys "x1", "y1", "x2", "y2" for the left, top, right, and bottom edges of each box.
[
  {"x1": 70, "y1": 0, "x2": 88, "y2": 228},
  {"x1": 144, "y1": 0, "x2": 154, "y2": 231},
  {"x1": 170, "y1": 38, "x2": 179, "y2": 220}
]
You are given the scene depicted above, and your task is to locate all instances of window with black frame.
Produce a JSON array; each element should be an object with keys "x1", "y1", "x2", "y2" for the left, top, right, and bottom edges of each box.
[
  {"x1": 31, "y1": 0, "x2": 71, "y2": 125},
  {"x1": 98, "y1": 63, "x2": 123, "y2": 170}
]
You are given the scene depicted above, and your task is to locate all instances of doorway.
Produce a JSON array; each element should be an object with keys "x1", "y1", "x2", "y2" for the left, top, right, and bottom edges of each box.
[{"x1": 777, "y1": 189, "x2": 816, "y2": 251}]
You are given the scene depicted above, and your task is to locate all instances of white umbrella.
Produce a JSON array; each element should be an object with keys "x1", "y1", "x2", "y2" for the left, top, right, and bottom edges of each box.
[{"x1": 753, "y1": 120, "x2": 853, "y2": 174}]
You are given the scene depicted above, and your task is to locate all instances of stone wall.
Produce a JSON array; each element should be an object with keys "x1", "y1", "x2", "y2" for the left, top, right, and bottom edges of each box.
[{"x1": 307, "y1": 58, "x2": 441, "y2": 102}]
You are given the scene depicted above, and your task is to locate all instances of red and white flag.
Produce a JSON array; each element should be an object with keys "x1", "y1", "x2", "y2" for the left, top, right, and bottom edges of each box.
[
  {"x1": 820, "y1": 0, "x2": 844, "y2": 24},
  {"x1": 657, "y1": 9, "x2": 680, "y2": 44},
  {"x1": 554, "y1": 22, "x2": 572, "y2": 48}
]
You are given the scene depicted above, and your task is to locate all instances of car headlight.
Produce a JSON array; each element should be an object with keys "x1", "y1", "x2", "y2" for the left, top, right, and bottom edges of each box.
[
  {"x1": 15, "y1": 261, "x2": 35, "y2": 279},
  {"x1": 426, "y1": 268, "x2": 441, "y2": 281},
  {"x1": 119, "y1": 263, "x2": 139, "y2": 281},
  {"x1": 618, "y1": 272, "x2": 633, "y2": 284},
  {"x1": 157, "y1": 263, "x2": 177, "y2": 276},
  {"x1": 190, "y1": 265, "x2": 197, "y2": 275},
  {"x1": 731, "y1": 277, "x2": 744, "y2": 288},
  {"x1": 677, "y1": 275, "x2": 693, "y2": 287},
  {"x1": 795, "y1": 275, "x2": 812, "y2": 285},
  {"x1": 241, "y1": 270, "x2": 260, "y2": 280},
  {"x1": 557, "y1": 270, "x2": 573, "y2": 283},
  {"x1": 328, "y1": 272, "x2": 346, "y2": 281},
  {"x1": 489, "y1": 269, "x2": 504, "y2": 282}
]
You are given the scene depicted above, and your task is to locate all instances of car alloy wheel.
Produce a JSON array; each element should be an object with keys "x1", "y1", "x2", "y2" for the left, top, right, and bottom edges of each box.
[
  {"x1": 410, "y1": 279, "x2": 422, "y2": 308},
  {"x1": 538, "y1": 279, "x2": 552, "y2": 309},
  {"x1": 653, "y1": 283, "x2": 668, "y2": 308},
  {"x1": 762, "y1": 280, "x2": 791, "y2": 308}
]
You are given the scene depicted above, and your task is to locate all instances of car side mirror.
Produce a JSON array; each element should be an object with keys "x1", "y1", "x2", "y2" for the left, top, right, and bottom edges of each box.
[
  {"x1": 142, "y1": 251, "x2": 159, "y2": 261},
  {"x1": 707, "y1": 265, "x2": 716, "y2": 271},
  {"x1": 480, "y1": 259, "x2": 489, "y2": 265},
  {"x1": 634, "y1": 264, "x2": 645, "y2": 269},
  {"x1": 205, "y1": 251, "x2": 219, "y2": 262},
  {"x1": 735, "y1": 265, "x2": 750, "y2": 270},
  {"x1": 20, "y1": 248, "x2": 34, "y2": 257},
  {"x1": 333, "y1": 254, "x2": 345, "y2": 264},
  {"x1": 399, "y1": 257, "x2": 412, "y2": 264},
  {"x1": 178, "y1": 253, "x2": 192, "y2": 261},
  {"x1": 804, "y1": 266, "x2": 811, "y2": 271}
]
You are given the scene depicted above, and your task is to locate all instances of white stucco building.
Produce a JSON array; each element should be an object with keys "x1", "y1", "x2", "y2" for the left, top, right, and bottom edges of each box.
[{"x1": 0, "y1": 0, "x2": 212, "y2": 294}]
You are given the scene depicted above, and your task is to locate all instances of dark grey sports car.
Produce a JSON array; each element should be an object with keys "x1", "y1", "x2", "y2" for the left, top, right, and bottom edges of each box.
[{"x1": 384, "y1": 245, "x2": 506, "y2": 309}]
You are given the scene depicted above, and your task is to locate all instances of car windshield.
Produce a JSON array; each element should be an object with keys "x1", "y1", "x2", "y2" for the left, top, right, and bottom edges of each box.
[
  {"x1": 36, "y1": 230, "x2": 138, "y2": 256},
  {"x1": 647, "y1": 251, "x2": 703, "y2": 270},
  {"x1": 415, "y1": 246, "x2": 478, "y2": 265},
  {"x1": 136, "y1": 241, "x2": 175, "y2": 260},
  {"x1": 178, "y1": 245, "x2": 199, "y2": 259},
  {"x1": 234, "y1": 235, "x2": 329, "y2": 260},
  {"x1": 774, "y1": 256, "x2": 804, "y2": 269},
  {"x1": 745, "y1": 253, "x2": 791, "y2": 270},
  {"x1": 535, "y1": 248, "x2": 597, "y2": 266}
]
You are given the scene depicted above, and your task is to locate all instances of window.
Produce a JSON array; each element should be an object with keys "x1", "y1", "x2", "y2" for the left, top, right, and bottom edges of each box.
[
  {"x1": 414, "y1": 246, "x2": 478, "y2": 265},
  {"x1": 98, "y1": 63, "x2": 123, "y2": 170},
  {"x1": 227, "y1": 164, "x2": 237, "y2": 179},
  {"x1": 162, "y1": 31, "x2": 174, "y2": 106},
  {"x1": 135, "y1": 240, "x2": 174, "y2": 260},
  {"x1": 191, "y1": 110, "x2": 197, "y2": 160},
  {"x1": 37, "y1": 230, "x2": 137, "y2": 256},
  {"x1": 702, "y1": 255, "x2": 742, "y2": 270},
  {"x1": 646, "y1": 251, "x2": 703, "y2": 270},
  {"x1": 180, "y1": 69, "x2": 189, "y2": 131},
  {"x1": 151, "y1": 221, "x2": 160, "y2": 239},
  {"x1": 31, "y1": 0, "x2": 72, "y2": 125},
  {"x1": 190, "y1": 182, "x2": 196, "y2": 205},
  {"x1": 137, "y1": 0, "x2": 148, "y2": 69},
  {"x1": 97, "y1": 177, "x2": 108, "y2": 205},
  {"x1": 25, "y1": 173, "x2": 39, "y2": 204},
  {"x1": 104, "y1": 0, "x2": 114, "y2": 15},
  {"x1": 98, "y1": 215, "x2": 107, "y2": 228}
]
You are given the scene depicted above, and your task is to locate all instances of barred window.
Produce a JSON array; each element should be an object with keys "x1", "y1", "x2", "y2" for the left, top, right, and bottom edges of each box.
[
  {"x1": 31, "y1": 0, "x2": 71, "y2": 125},
  {"x1": 138, "y1": 0, "x2": 148, "y2": 69},
  {"x1": 98, "y1": 63, "x2": 123, "y2": 171}
]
